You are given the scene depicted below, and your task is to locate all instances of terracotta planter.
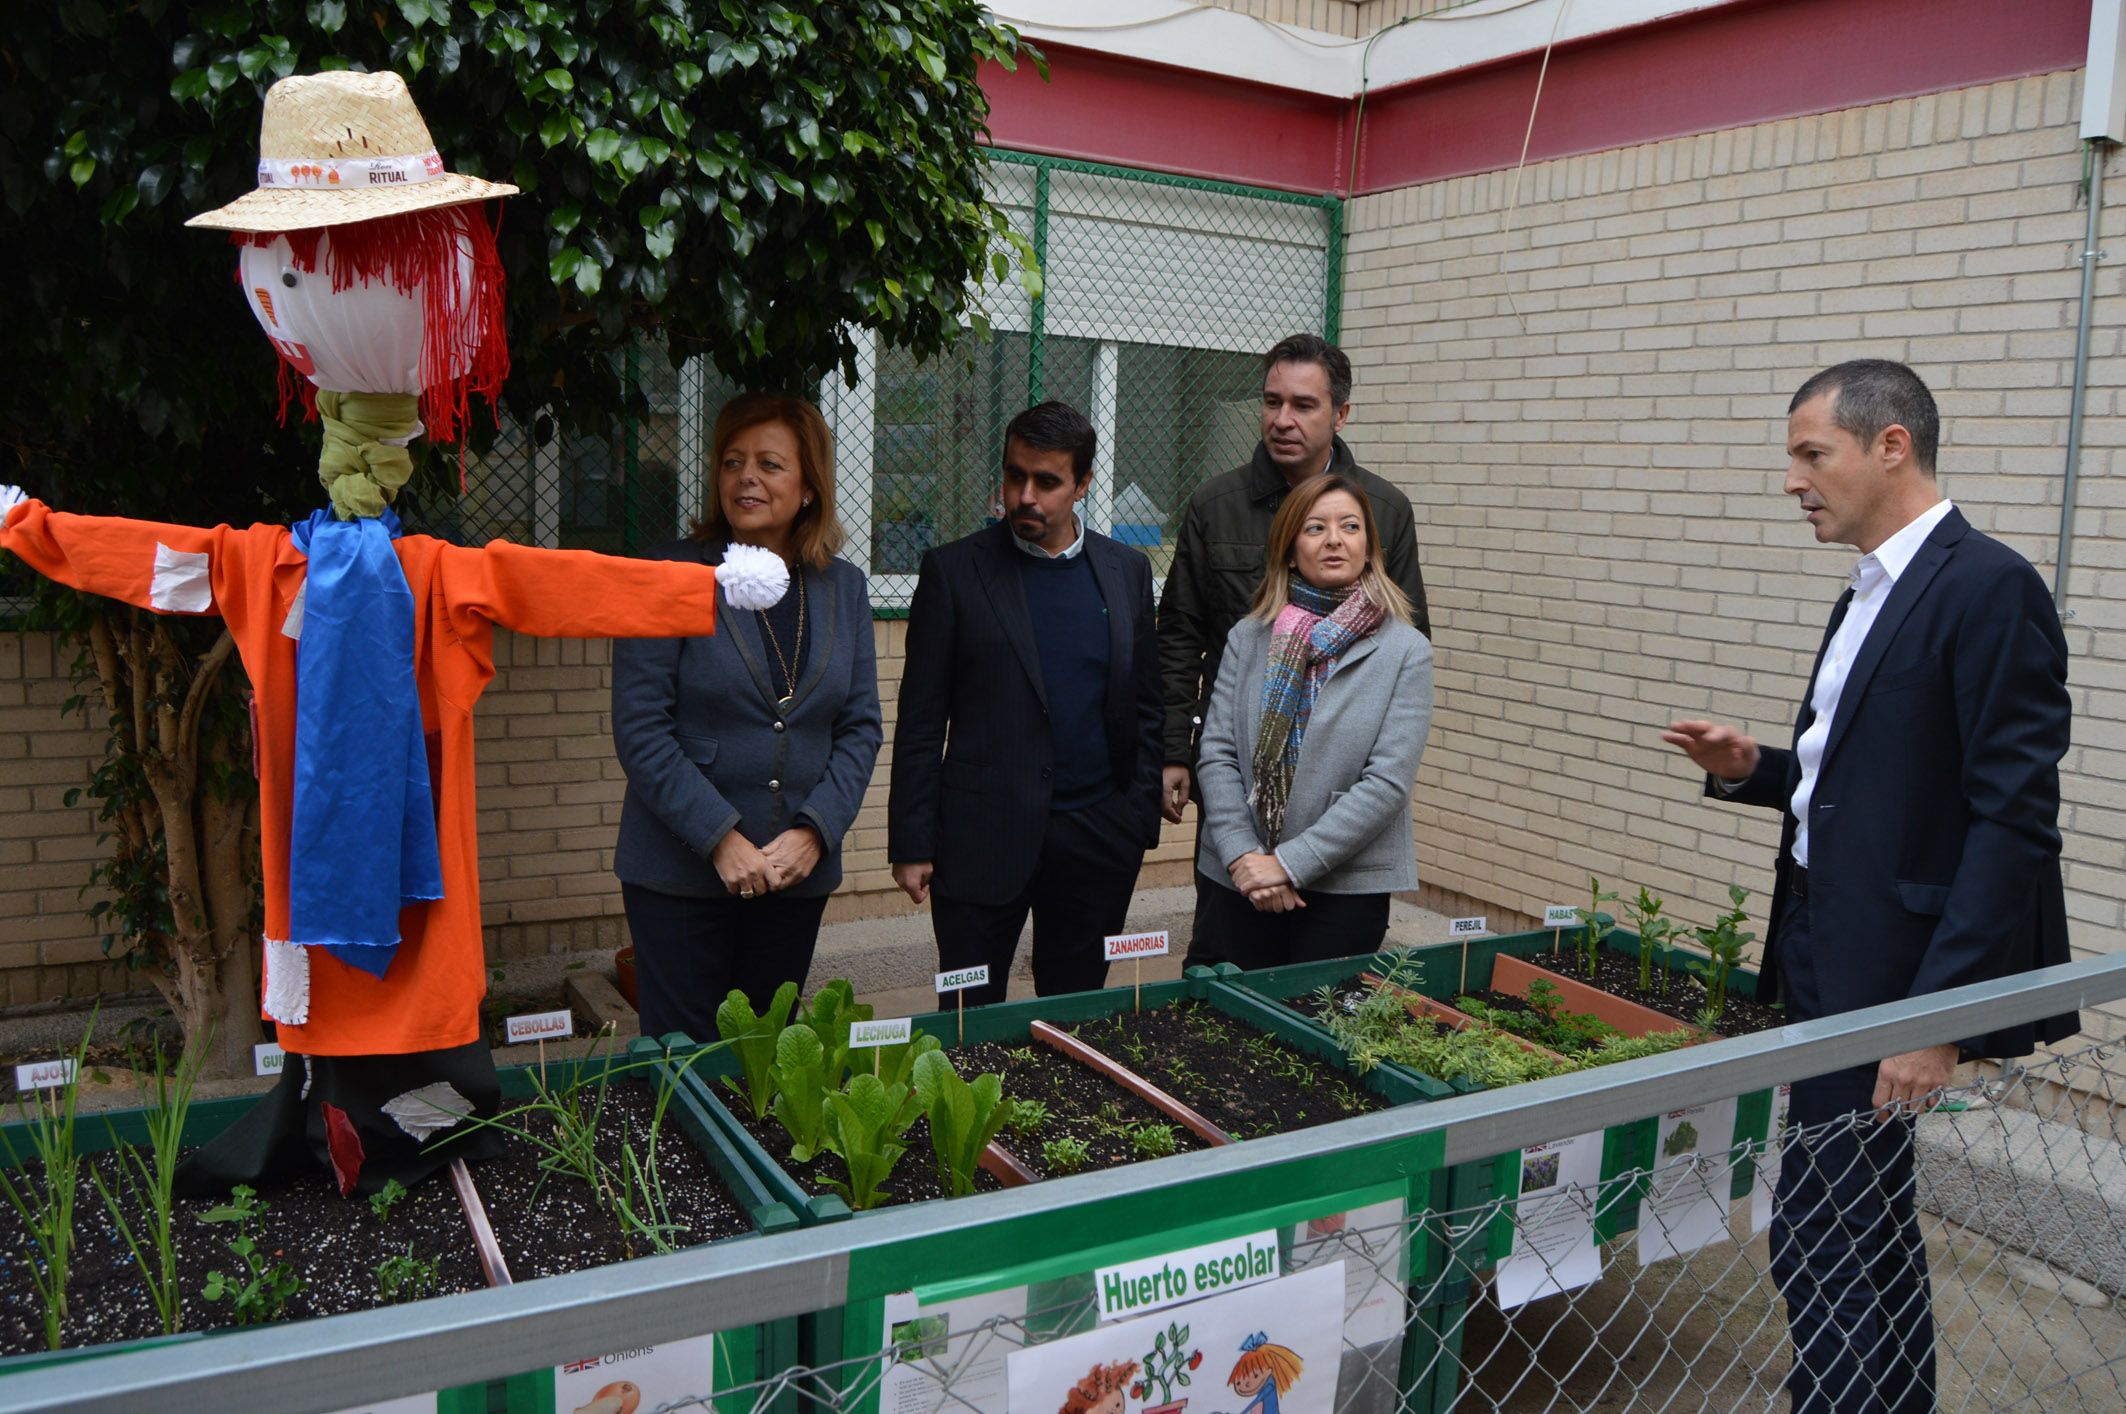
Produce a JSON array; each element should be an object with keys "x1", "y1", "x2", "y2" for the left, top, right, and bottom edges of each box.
[
  {"x1": 1491, "y1": 954, "x2": 1714, "y2": 1040},
  {"x1": 978, "y1": 1140, "x2": 1038, "y2": 1187},
  {"x1": 446, "y1": 1157, "x2": 513, "y2": 1287},
  {"x1": 1360, "y1": 971, "x2": 1571, "y2": 1068},
  {"x1": 1029, "y1": 1019, "x2": 1235, "y2": 1146},
  {"x1": 614, "y1": 946, "x2": 638, "y2": 1009}
]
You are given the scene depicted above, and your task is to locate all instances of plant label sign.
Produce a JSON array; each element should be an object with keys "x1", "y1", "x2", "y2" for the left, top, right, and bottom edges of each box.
[
  {"x1": 935, "y1": 964, "x2": 990, "y2": 993},
  {"x1": 1104, "y1": 929, "x2": 1170, "y2": 962},
  {"x1": 850, "y1": 1017, "x2": 913, "y2": 1049},
  {"x1": 503, "y1": 1008, "x2": 572, "y2": 1045},
  {"x1": 253, "y1": 1042, "x2": 286, "y2": 1076},
  {"x1": 1543, "y1": 905, "x2": 1580, "y2": 927},
  {"x1": 1449, "y1": 916, "x2": 1489, "y2": 937},
  {"x1": 1096, "y1": 1229, "x2": 1281, "y2": 1322},
  {"x1": 13, "y1": 1058, "x2": 75, "y2": 1092}
]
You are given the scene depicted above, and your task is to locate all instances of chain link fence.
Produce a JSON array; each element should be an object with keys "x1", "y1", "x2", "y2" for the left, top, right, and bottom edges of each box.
[
  {"x1": 436, "y1": 150, "x2": 1341, "y2": 608},
  {"x1": 626, "y1": 1041, "x2": 2126, "y2": 1414}
]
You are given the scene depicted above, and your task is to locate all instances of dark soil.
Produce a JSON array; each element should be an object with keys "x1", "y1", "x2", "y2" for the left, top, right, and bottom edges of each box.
[
  {"x1": 1520, "y1": 951, "x2": 1786, "y2": 1036},
  {"x1": 950, "y1": 1040, "x2": 1211, "y2": 1180},
  {"x1": 0, "y1": 1080, "x2": 749, "y2": 1355},
  {"x1": 1069, "y1": 1002, "x2": 1384, "y2": 1141},
  {"x1": 734, "y1": 1108, "x2": 1003, "y2": 1208},
  {"x1": 475, "y1": 1080, "x2": 751, "y2": 1279},
  {"x1": 0, "y1": 1144, "x2": 485, "y2": 1356}
]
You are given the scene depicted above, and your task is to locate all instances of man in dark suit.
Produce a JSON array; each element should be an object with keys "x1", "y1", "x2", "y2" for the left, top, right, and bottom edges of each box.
[
  {"x1": 1665, "y1": 360, "x2": 2076, "y2": 1414},
  {"x1": 890, "y1": 401, "x2": 1163, "y2": 1008}
]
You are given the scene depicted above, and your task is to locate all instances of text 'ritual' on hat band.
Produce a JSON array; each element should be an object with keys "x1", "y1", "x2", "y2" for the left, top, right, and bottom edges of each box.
[{"x1": 257, "y1": 151, "x2": 445, "y2": 191}]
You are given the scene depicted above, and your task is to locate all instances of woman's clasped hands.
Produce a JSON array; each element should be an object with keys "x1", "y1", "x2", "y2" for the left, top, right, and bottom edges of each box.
[
  {"x1": 712, "y1": 827, "x2": 823, "y2": 899},
  {"x1": 1229, "y1": 850, "x2": 1306, "y2": 913}
]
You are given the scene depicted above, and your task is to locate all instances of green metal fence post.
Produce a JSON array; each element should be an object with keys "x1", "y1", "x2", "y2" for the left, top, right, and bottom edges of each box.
[
  {"x1": 622, "y1": 342, "x2": 643, "y2": 553},
  {"x1": 1323, "y1": 195, "x2": 1345, "y2": 344},
  {"x1": 1027, "y1": 163, "x2": 1049, "y2": 406}
]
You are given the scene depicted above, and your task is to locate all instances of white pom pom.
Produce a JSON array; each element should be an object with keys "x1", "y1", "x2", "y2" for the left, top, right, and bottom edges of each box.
[
  {"x1": 0, "y1": 485, "x2": 26, "y2": 523},
  {"x1": 718, "y1": 542, "x2": 791, "y2": 611}
]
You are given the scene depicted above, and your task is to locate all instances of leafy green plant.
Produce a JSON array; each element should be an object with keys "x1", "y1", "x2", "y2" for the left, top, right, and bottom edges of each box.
[
  {"x1": 1581, "y1": 1028, "x2": 1703, "y2": 1067},
  {"x1": 820, "y1": 1072, "x2": 921, "y2": 1211},
  {"x1": 90, "y1": 1020, "x2": 207, "y2": 1337},
  {"x1": 1624, "y1": 886, "x2": 1677, "y2": 993},
  {"x1": 200, "y1": 1185, "x2": 302, "y2": 1326},
  {"x1": 368, "y1": 1177, "x2": 409, "y2": 1225},
  {"x1": 0, "y1": 1021, "x2": 94, "y2": 1349},
  {"x1": 375, "y1": 1244, "x2": 442, "y2": 1305},
  {"x1": 771, "y1": 1024, "x2": 832, "y2": 1163},
  {"x1": 1457, "y1": 980, "x2": 1620, "y2": 1057},
  {"x1": 1689, "y1": 885, "x2": 1757, "y2": 1022},
  {"x1": 1574, "y1": 876, "x2": 1620, "y2": 976},
  {"x1": 1005, "y1": 1098, "x2": 1048, "y2": 1135},
  {"x1": 789, "y1": 980, "x2": 869, "y2": 1092},
  {"x1": 715, "y1": 981, "x2": 800, "y2": 1121},
  {"x1": 1042, "y1": 1136, "x2": 1091, "y2": 1175},
  {"x1": 911, "y1": 1051, "x2": 1013, "y2": 1199},
  {"x1": 1131, "y1": 1123, "x2": 1179, "y2": 1160}
]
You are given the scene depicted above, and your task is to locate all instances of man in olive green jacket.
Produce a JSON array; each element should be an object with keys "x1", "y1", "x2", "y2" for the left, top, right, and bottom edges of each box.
[{"x1": 1157, "y1": 333, "x2": 1430, "y2": 966}]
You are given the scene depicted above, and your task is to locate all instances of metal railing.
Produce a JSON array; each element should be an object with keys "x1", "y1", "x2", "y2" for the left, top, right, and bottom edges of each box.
[{"x1": 7, "y1": 951, "x2": 2124, "y2": 1413}]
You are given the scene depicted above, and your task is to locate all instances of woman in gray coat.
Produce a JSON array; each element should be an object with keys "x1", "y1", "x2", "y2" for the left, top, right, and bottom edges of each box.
[
  {"x1": 1194, "y1": 473, "x2": 1433, "y2": 969},
  {"x1": 612, "y1": 393, "x2": 882, "y2": 1038}
]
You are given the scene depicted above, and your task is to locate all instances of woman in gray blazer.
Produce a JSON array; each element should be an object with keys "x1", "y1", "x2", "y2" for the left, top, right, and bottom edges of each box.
[
  {"x1": 1194, "y1": 473, "x2": 1433, "y2": 969},
  {"x1": 612, "y1": 393, "x2": 882, "y2": 1038}
]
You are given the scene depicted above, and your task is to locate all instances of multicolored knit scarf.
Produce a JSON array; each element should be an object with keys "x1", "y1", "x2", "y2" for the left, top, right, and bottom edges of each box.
[{"x1": 1249, "y1": 579, "x2": 1386, "y2": 847}]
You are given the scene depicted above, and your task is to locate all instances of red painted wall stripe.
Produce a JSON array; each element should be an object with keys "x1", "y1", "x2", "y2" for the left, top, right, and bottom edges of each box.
[
  {"x1": 978, "y1": 0, "x2": 2089, "y2": 197},
  {"x1": 981, "y1": 45, "x2": 1347, "y2": 194},
  {"x1": 1356, "y1": 0, "x2": 2090, "y2": 191}
]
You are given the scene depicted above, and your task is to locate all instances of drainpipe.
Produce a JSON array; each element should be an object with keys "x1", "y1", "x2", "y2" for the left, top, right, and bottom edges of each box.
[
  {"x1": 2065, "y1": 0, "x2": 2126, "y2": 612},
  {"x1": 2057, "y1": 143, "x2": 2106, "y2": 616}
]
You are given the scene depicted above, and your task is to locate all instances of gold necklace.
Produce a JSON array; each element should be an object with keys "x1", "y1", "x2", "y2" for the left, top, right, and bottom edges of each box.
[{"x1": 757, "y1": 567, "x2": 806, "y2": 711}]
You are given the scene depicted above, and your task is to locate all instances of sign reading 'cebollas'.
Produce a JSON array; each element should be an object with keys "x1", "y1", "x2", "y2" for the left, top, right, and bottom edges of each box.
[
  {"x1": 504, "y1": 1009, "x2": 573, "y2": 1045},
  {"x1": 1103, "y1": 930, "x2": 1170, "y2": 962}
]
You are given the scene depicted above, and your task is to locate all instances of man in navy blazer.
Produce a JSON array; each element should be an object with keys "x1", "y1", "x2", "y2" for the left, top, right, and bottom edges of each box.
[
  {"x1": 890, "y1": 401, "x2": 1163, "y2": 1008},
  {"x1": 1666, "y1": 360, "x2": 2075, "y2": 1413}
]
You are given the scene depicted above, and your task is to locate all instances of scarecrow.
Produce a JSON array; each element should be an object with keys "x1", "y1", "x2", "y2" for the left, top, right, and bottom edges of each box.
[{"x1": 0, "y1": 71, "x2": 785, "y2": 1194}]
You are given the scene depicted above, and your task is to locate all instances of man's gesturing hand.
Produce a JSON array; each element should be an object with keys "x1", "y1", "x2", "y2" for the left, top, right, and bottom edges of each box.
[{"x1": 1660, "y1": 720, "x2": 1762, "y2": 784}]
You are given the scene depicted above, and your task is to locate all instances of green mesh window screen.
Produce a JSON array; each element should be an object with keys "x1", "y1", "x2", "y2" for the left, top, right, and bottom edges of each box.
[{"x1": 435, "y1": 152, "x2": 1340, "y2": 607}]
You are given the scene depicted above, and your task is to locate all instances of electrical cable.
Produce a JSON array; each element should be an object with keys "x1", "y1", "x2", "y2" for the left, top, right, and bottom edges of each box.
[{"x1": 1496, "y1": 0, "x2": 1573, "y2": 330}]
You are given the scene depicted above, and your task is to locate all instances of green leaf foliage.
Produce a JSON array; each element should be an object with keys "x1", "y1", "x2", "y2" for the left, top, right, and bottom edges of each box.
[
  {"x1": 818, "y1": 1071, "x2": 920, "y2": 1211},
  {"x1": 911, "y1": 1049, "x2": 1010, "y2": 1198},
  {"x1": 716, "y1": 981, "x2": 799, "y2": 1121},
  {"x1": 772, "y1": 1023, "x2": 830, "y2": 1163}
]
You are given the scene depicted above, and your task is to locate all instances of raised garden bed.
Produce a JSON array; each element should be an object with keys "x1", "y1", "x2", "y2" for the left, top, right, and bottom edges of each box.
[{"x1": 0, "y1": 1037, "x2": 798, "y2": 1409}]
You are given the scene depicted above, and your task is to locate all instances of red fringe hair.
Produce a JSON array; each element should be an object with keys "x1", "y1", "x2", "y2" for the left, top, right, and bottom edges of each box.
[{"x1": 233, "y1": 202, "x2": 508, "y2": 446}]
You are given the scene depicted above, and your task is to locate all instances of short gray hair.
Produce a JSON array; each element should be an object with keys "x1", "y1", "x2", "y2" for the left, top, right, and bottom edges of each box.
[{"x1": 1789, "y1": 359, "x2": 1939, "y2": 473}]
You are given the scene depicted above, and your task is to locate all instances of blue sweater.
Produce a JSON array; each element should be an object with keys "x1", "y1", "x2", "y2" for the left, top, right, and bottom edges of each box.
[{"x1": 1019, "y1": 551, "x2": 1113, "y2": 809}]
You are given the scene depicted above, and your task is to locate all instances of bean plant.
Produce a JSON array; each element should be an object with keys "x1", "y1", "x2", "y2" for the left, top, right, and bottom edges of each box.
[
  {"x1": 201, "y1": 1185, "x2": 303, "y2": 1326},
  {"x1": 1574, "y1": 877, "x2": 1621, "y2": 977},
  {"x1": 1689, "y1": 884, "x2": 1757, "y2": 1023},
  {"x1": 1623, "y1": 886, "x2": 1677, "y2": 994}
]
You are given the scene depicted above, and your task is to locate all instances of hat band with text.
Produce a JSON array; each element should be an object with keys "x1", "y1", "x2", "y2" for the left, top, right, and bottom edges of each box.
[{"x1": 256, "y1": 150, "x2": 446, "y2": 190}]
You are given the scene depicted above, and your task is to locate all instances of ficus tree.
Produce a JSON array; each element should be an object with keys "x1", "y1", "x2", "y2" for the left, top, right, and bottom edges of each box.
[{"x1": 1, "y1": 0, "x2": 1037, "y2": 1076}]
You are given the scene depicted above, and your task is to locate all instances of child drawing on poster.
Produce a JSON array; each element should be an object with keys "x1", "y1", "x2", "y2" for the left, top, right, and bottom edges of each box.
[
  {"x1": 1223, "y1": 1334, "x2": 1303, "y2": 1414},
  {"x1": 1059, "y1": 1360, "x2": 1139, "y2": 1414}
]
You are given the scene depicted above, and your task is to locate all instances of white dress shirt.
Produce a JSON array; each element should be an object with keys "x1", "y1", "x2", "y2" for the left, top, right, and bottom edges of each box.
[{"x1": 1786, "y1": 498, "x2": 1956, "y2": 867}]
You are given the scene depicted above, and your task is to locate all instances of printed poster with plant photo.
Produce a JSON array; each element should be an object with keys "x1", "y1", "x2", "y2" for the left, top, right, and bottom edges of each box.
[{"x1": 1006, "y1": 1262, "x2": 1344, "y2": 1414}]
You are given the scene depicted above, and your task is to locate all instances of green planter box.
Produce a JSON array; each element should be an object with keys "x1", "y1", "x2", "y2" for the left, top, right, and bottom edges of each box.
[
  {"x1": 674, "y1": 972, "x2": 1449, "y2": 1414},
  {"x1": 0, "y1": 1039, "x2": 800, "y2": 1414}
]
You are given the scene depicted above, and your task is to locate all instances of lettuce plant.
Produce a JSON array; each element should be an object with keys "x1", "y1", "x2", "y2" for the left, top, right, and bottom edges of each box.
[
  {"x1": 912, "y1": 1051, "x2": 1012, "y2": 1198},
  {"x1": 772, "y1": 1025, "x2": 832, "y2": 1162},
  {"x1": 819, "y1": 1073, "x2": 921, "y2": 1211},
  {"x1": 715, "y1": 981, "x2": 799, "y2": 1121}
]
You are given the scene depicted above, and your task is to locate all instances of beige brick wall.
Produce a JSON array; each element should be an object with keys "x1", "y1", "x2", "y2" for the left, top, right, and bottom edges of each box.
[
  {"x1": 0, "y1": 618, "x2": 1199, "y2": 1003},
  {"x1": 1341, "y1": 69, "x2": 2126, "y2": 1026}
]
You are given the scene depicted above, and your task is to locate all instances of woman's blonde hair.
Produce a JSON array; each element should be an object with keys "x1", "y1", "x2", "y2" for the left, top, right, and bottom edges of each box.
[
  {"x1": 1249, "y1": 473, "x2": 1414, "y2": 625},
  {"x1": 1228, "y1": 1340, "x2": 1303, "y2": 1396},
  {"x1": 690, "y1": 391, "x2": 845, "y2": 568}
]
